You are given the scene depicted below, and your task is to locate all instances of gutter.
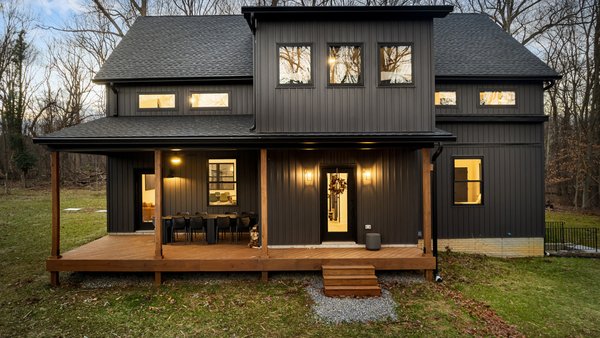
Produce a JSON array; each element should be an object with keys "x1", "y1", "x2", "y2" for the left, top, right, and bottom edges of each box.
[
  {"x1": 543, "y1": 79, "x2": 556, "y2": 91},
  {"x1": 431, "y1": 143, "x2": 444, "y2": 282}
]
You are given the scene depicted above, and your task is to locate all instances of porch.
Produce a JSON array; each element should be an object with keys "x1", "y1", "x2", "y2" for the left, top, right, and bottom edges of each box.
[{"x1": 47, "y1": 235, "x2": 435, "y2": 273}]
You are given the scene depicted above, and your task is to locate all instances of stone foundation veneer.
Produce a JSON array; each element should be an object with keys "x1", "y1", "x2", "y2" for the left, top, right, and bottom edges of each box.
[{"x1": 418, "y1": 237, "x2": 544, "y2": 257}]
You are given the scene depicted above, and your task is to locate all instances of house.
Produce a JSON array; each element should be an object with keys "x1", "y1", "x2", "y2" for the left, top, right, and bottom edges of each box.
[{"x1": 34, "y1": 6, "x2": 559, "y2": 289}]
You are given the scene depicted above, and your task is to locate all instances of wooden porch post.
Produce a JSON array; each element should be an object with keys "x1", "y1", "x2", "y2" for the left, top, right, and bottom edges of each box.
[
  {"x1": 50, "y1": 151, "x2": 61, "y2": 286},
  {"x1": 260, "y1": 148, "x2": 269, "y2": 281},
  {"x1": 154, "y1": 150, "x2": 163, "y2": 276},
  {"x1": 421, "y1": 148, "x2": 434, "y2": 282}
]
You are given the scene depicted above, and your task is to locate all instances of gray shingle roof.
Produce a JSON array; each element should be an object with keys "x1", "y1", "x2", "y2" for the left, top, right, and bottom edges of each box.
[
  {"x1": 94, "y1": 16, "x2": 253, "y2": 81},
  {"x1": 94, "y1": 12, "x2": 558, "y2": 82},
  {"x1": 434, "y1": 14, "x2": 559, "y2": 78}
]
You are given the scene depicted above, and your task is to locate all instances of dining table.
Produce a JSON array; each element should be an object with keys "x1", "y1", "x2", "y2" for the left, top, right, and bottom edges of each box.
[{"x1": 162, "y1": 214, "x2": 240, "y2": 245}]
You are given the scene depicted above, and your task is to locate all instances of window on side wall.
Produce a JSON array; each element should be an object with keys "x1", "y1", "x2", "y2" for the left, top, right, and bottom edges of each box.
[
  {"x1": 138, "y1": 93, "x2": 176, "y2": 109},
  {"x1": 190, "y1": 93, "x2": 229, "y2": 109},
  {"x1": 453, "y1": 158, "x2": 483, "y2": 205},
  {"x1": 278, "y1": 44, "x2": 312, "y2": 86},
  {"x1": 435, "y1": 91, "x2": 457, "y2": 106},
  {"x1": 327, "y1": 44, "x2": 363, "y2": 85},
  {"x1": 208, "y1": 159, "x2": 237, "y2": 206},
  {"x1": 379, "y1": 44, "x2": 413, "y2": 85},
  {"x1": 479, "y1": 91, "x2": 516, "y2": 106}
]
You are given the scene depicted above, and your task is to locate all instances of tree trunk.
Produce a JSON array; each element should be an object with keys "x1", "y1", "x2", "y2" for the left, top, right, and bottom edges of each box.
[
  {"x1": 581, "y1": 142, "x2": 592, "y2": 209},
  {"x1": 573, "y1": 175, "x2": 580, "y2": 209}
]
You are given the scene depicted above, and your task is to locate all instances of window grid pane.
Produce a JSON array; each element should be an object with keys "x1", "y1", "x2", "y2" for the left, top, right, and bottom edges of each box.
[
  {"x1": 279, "y1": 45, "x2": 312, "y2": 85},
  {"x1": 139, "y1": 94, "x2": 176, "y2": 109},
  {"x1": 435, "y1": 91, "x2": 457, "y2": 106},
  {"x1": 379, "y1": 45, "x2": 412, "y2": 85},
  {"x1": 479, "y1": 91, "x2": 516, "y2": 105},
  {"x1": 328, "y1": 45, "x2": 362, "y2": 85},
  {"x1": 191, "y1": 93, "x2": 229, "y2": 108},
  {"x1": 208, "y1": 160, "x2": 237, "y2": 206},
  {"x1": 453, "y1": 159, "x2": 483, "y2": 205}
]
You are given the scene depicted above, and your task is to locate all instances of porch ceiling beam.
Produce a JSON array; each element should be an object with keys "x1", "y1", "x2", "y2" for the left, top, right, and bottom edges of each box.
[
  {"x1": 50, "y1": 151, "x2": 61, "y2": 286},
  {"x1": 154, "y1": 150, "x2": 163, "y2": 259}
]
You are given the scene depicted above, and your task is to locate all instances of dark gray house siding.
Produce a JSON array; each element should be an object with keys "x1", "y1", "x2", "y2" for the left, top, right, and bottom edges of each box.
[
  {"x1": 254, "y1": 20, "x2": 435, "y2": 133},
  {"x1": 268, "y1": 148, "x2": 421, "y2": 245},
  {"x1": 106, "y1": 84, "x2": 253, "y2": 116},
  {"x1": 107, "y1": 151, "x2": 259, "y2": 233},
  {"x1": 435, "y1": 122, "x2": 545, "y2": 238}
]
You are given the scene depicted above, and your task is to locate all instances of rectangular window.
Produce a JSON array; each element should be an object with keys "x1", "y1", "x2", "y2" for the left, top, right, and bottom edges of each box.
[
  {"x1": 190, "y1": 93, "x2": 229, "y2": 109},
  {"x1": 328, "y1": 44, "x2": 362, "y2": 85},
  {"x1": 278, "y1": 45, "x2": 312, "y2": 85},
  {"x1": 138, "y1": 94, "x2": 176, "y2": 109},
  {"x1": 208, "y1": 159, "x2": 237, "y2": 206},
  {"x1": 479, "y1": 91, "x2": 516, "y2": 106},
  {"x1": 379, "y1": 44, "x2": 412, "y2": 85},
  {"x1": 435, "y1": 91, "x2": 457, "y2": 106},
  {"x1": 453, "y1": 158, "x2": 483, "y2": 205}
]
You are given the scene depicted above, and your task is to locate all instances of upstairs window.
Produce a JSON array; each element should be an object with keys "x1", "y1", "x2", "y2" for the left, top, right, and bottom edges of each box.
[
  {"x1": 278, "y1": 44, "x2": 312, "y2": 86},
  {"x1": 479, "y1": 91, "x2": 516, "y2": 106},
  {"x1": 208, "y1": 159, "x2": 237, "y2": 206},
  {"x1": 190, "y1": 93, "x2": 229, "y2": 109},
  {"x1": 379, "y1": 44, "x2": 413, "y2": 85},
  {"x1": 138, "y1": 94, "x2": 176, "y2": 109},
  {"x1": 327, "y1": 44, "x2": 363, "y2": 85},
  {"x1": 435, "y1": 91, "x2": 457, "y2": 106},
  {"x1": 453, "y1": 158, "x2": 483, "y2": 205}
]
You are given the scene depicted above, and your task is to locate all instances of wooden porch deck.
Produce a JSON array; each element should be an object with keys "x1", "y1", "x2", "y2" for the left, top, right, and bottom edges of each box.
[{"x1": 47, "y1": 235, "x2": 435, "y2": 273}]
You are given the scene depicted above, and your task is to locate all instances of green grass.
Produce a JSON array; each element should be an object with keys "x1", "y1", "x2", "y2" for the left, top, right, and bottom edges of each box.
[
  {"x1": 1, "y1": 188, "x2": 599, "y2": 337},
  {"x1": 546, "y1": 209, "x2": 600, "y2": 228}
]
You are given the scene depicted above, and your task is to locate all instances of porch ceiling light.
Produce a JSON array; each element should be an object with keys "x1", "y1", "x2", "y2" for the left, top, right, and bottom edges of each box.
[
  {"x1": 362, "y1": 169, "x2": 372, "y2": 184},
  {"x1": 304, "y1": 169, "x2": 314, "y2": 185},
  {"x1": 170, "y1": 156, "x2": 182, "y2": 166}
]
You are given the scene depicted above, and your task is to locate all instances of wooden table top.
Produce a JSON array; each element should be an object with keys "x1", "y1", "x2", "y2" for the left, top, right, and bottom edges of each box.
[{"x1": 162, "y1": 214, "x2": 240, "y2": 220}]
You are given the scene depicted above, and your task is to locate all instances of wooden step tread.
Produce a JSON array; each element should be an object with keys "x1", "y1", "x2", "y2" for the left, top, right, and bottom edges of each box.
[
  {"x1": 323, "y1": 275, "x2": 378, "y2": 280},
  {"x1": 322, "y1": 265, "x2": 375, "y2": 270},
  {"x1": 324, "y1": 276, "x2": 379, "y2": 286},
  {"x1": 324, "y1": 285, "x2": 381, "y2": 290}
]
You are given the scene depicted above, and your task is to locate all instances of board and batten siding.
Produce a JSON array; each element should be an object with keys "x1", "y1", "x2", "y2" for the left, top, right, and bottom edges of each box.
[
  {"x1": 107, "y1": 151, "x2": 259, "y2": 233},
  {"x1": 435, "y1": 82, "x2": 544, "y2": 115},
  {"x1": 267, "y1": 148, "x2": 421, "y2": 245},
  {"x1": 106, "y1": 84, "x2": 253, "y2": 116},
  {"x1": 435, "y1": 122, "x2": 545, "y2": 239},
  {"x1": 254, "y1": 20, "x2": 435, "y2": 133}
]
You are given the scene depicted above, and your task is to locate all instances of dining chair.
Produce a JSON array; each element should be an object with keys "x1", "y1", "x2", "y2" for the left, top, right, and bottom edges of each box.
[
  {"x1": 216, "y1": 216, "x2": 231, "y2": 243},
  {"x1": 236, "y1": 215, "x2": 251, "y2": 242},
  {"x1": 189, "y1": 216, "x2": 206, "y2": 242},
  {"x1": 171, "y1": 216, "x2": 187, "y2": 243}
]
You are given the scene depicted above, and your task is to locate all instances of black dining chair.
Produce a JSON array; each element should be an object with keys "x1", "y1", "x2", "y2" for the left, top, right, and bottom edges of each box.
[
  {"x1": 189, "y1": 216, "x2": 206, "y2": 242},
  {"x1": 236, "y1": 215, "x2": 252, "y2": 243},
  {"x1": 171, "y1": 216, "x2": 187, "y2": 243},
  {"x1": 216, "y1": 216, "x2": 231, "y2": 243}
]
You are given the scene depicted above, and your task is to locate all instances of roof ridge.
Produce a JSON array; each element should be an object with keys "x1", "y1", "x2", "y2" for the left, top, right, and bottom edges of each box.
[{"x1": 141, "y1": 14, "x2": 244, "y2": 18}]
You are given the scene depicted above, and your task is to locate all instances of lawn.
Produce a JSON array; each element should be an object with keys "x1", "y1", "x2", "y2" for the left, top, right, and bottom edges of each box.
[
  {"x1": 546, "y1": 209, "x2": 600, "y2": 228},
  {"x1": 1, "y1": 188, "x2": 599, "y2": 337}
]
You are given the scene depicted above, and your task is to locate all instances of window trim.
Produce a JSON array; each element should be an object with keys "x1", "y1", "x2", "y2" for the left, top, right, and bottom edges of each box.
[
  {"x1": 477, "y1": 89, "x2": 518, "y2": 108},
  {"x1": 377, "y1": 42, "x2": 415, "y2": 87},
  {"x1": 452, "y1": 156, "x2": 484, "y2": 207},
  {"x1": 276, "y1": 43, "x2": 314, "y2": 88},
  {"x1": 326, "y1": 42, "x2": 365, "y2": 87},
  {"x1": 434, "y1": 90, "x2": 458, "y2": 108},
  {"x1": 137, "y1": 92, "x2": 177, "y2": 111},
  {"x1": 189, "y1": 91, "x2": 231, "y2": 111},
  {"x1": 207, "y1": 158, "x2": 238, "y2": 207}
]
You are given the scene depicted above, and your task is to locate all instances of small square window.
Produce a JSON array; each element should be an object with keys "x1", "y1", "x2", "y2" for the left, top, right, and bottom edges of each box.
[
  {"x1": 190, "y1": 93, "x2": 229, "y2": 108},
  {"x1": 479, "y1": 91, "x2": 516, "y2": 106},
  {"x1": 379, "y1": 44, "x2": 413, "y2": 85},
  {"x1": 328, "y1": 44, "x2": 362, "y2": 85},
  {"x1": 138, "y1": 94, "x2": 176, "y2": 109},
  {"x1": 435, "y1": 91, "x2": 457, "y2": 106},
  {"x1": 453, "y1": 158, "x2": 483, "y2": 205},
  {"x1": 278, "y1": 45, "x2": 312, "y2": 85}
]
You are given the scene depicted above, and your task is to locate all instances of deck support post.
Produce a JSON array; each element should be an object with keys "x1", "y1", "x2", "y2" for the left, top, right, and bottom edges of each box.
[
  {"x1": 154, "y1": 272, "x2": 162, "y2": 286},
  {"x1": 261, "y1": 271, "x2": 269, "y2": 282},
  {"x1": 260, "y1": 149, "x2": 268, "y2": 258},
  {"x1": 50, "y1": 151, "x2": 61, "y2": 286},
  {"x1": 421, "y1": 148, "x2": 434, "y2": 282},
  {"x1": 154, "y1": 150, "x2": 163, "y2": 260}
]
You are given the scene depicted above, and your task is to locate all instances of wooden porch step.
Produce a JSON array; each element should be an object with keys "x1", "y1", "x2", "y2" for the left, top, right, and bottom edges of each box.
[
  {"x1": 322, "y1": 265, "x2": 381, "y2": 297},
  {"x1": 323, "y1": 275, "x2": 379, "y2": 286}
]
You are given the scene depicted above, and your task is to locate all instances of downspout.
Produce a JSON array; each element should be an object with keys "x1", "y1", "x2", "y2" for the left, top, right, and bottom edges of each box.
[
  {"x1": 543, "y1": 80, "x2": 556, "y2": 91},
  {"x1": 109, "y1": 82, "x2": 119, "y2": 117},
  {"x1": 431, "y1": 143, "x2": 444, "y2": 282}
]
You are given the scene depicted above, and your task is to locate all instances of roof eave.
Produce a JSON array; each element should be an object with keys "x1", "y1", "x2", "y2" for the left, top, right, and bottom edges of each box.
[
  {"x1": 435, "y1": 74, "x2": 562, "y2": 82},
  {"x1": 92, "y1": 75, "x2": 253, "y2": 85}
]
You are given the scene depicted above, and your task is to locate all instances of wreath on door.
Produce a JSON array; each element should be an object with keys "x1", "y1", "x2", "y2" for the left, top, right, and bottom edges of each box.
[{"x1": 328, "y1": 174, "x2": 347, "y2": 196}]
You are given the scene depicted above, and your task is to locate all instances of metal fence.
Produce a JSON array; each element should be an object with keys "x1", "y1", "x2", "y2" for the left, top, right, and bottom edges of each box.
[{"x1": 545, "y1": 221, "x2": 599, "y2": 252}]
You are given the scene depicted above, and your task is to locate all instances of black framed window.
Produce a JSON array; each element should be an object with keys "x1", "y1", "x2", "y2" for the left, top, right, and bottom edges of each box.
[
  {"x1": 435, "y1": 91, "x2": 457, "y2": 106},
  {"x1": 138, "y1": 93, "x2": 176, "y2": 109},
  {"x1": 327, "y1": 44, "x2": 363, "y2": 85},
  {"x1": 278, "y1": 44, "x2": 312, "y2": 86},
  {"x1": 208, "y1": 159, "x2": 237, "y2": 206},
  {"x1": 479, "y1": 91, "x2": 516, "y2": 106},
  {"x1": 453, "y1": 158, "x2": 483, "y2": 205},
  {"x1": 378, "y1": 44, "x2": 413, "y2": 86},
  {"x1": 190, "y1": 93, "x2": 229, "y2": 109}
]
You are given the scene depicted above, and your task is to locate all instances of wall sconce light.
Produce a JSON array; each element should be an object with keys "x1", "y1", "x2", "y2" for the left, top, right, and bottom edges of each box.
[
  {"x1": 362, "y1": 169, "x2": 372, "y2": 184},
  {"x1": 304, "y1": 169, "x2": 314, "y2": 185},
  {"x1": 170, "y1": 156, "x2": 182, "y2": 166}
]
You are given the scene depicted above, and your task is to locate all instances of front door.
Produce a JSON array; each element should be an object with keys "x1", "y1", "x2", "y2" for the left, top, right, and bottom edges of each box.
[
  {"x1": 134, "y1": 170, "x2": 156, "y2": 231},
  {"x1": 321, "y1": 167, "x2": 356, "y2": 242}
]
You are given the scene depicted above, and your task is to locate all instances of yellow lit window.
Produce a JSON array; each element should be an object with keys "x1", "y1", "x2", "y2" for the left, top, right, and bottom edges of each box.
[
  {"x1": 208, "y1": 159, "x2": 237, "y2": 206},
  {"x1": 139, "y1": 94, "x2": 176, "y2": 109},
  {"x1": 454, "y1": 158, "x2": 483, "y2": 205},
  {"x1": 435, "y1": 91, "x2": 457, "y2": 106},
  {"x1": 190, "y1": 93, "x2": 229, "y2": 108},
  {"x1": 479, "y1": 91, "x2": 516, "y2": 105}
]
